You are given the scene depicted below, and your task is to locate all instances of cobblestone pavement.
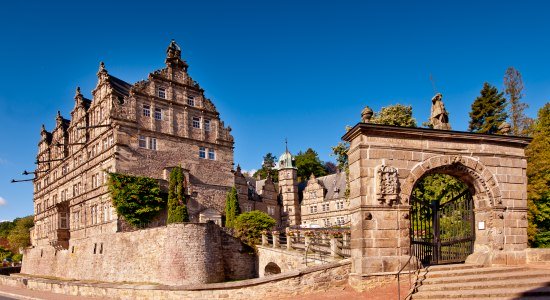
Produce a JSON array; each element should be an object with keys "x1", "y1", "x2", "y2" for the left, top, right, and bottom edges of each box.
[{"x1": 271, "y1": 282, "x2": 411, "y2": 300}]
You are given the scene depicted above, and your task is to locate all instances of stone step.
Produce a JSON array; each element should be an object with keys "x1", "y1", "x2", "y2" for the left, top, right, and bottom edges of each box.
[
  {"x1": 411, "y1": 286, "x2": 550, "y2": 299},
  {"x1": 420, "y1": 264, "x2": 483, "y2": 272},
  {"x1": 417, "y1": 266, "x2": 528, "y2": 279},
  {"x1": 416, "y1": 276, "x2": 550, "y2": 292},
  {"x1": 419, "y1": 269, "x2": 550, "y2": 285}
]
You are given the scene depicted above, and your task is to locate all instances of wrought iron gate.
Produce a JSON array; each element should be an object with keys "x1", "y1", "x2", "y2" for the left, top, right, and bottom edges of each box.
[{"x1": 410, "y1": 189, "x2": 474, "y2": 265}]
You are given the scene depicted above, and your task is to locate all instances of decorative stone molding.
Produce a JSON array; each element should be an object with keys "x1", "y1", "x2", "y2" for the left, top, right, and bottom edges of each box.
[{"x1": 375, "y1": 164, "x2": 400, "y2": 206}]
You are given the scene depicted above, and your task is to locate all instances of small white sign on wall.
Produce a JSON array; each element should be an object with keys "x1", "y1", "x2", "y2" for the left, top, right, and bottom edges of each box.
[{"x1": 478, "y1": 221, "x2": 485, "y2": 230}]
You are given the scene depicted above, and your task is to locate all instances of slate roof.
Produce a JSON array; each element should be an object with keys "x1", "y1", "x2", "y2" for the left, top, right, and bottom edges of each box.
[
  {"x1": 108, "y1": 75, "x2": 132, "y2": 97},
  {"x1": 316, "y1": 172, "x2": 347, "y2": 201}
]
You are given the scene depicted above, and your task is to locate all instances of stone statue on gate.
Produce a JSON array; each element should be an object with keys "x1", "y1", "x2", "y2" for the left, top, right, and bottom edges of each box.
[{"x1": 430, "y1": 93, "x2": 451, "y2": 130}]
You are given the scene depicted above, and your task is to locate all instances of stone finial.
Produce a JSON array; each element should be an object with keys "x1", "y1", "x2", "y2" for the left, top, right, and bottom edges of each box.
[
  {"x1": 166, "y1": 39, "x2": 182, "y2": 59},
  {"x1": 236, "y1": 164, "x2": 242, "y2": 174},
  {"x1": 361, "y1": 106, "x2": 373, "y2": 123},
  {"x1": 309, "y1": 173, "x2": 316, "y2": 180},
  {"x1": 165, "y1": 40, "x2": 188, "y2": 71},
  {"x1": 74, "y1": 86, "x2": 83, "y2": 101},
  {"x1": 430, "y1": 93, "x2": 451, "y2": 130},
  {"x1": 498, "y1": 122, "x2": 511, "y2": 135},
  {"x1": 41, "y1": 124, "x2": 46, "y2": 132}
]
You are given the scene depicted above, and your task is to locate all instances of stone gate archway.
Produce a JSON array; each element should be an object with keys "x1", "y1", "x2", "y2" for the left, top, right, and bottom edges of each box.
[{"x1": 342, "y1": 123, "x2": 530, "y2": 276}]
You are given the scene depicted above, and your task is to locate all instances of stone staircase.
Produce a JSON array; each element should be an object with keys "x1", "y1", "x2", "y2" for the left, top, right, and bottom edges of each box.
[{"x1": 410, "y1": 264, "x2": 550, "y2": 299}]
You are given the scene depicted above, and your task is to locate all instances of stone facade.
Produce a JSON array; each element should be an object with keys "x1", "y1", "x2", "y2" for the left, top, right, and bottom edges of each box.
[
  {"x1": 234, "y1": 166, "x2": 281, "y2": 225},
  {"x1": 22, "y1": 223, "x2": 255, "y2": 285},
  {"x1": 300, "y1": 172, "x2": 350, "y2": 227},
  {"x1": 342, "y1": 123, "x2": 531, "y2": 275},
  {"x1": 30, "y1": 41, "x2": 234, "y2": 252}
]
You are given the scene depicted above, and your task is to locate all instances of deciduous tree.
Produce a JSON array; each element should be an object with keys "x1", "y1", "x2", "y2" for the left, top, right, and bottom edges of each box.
[
  {"x1": 295, "y1": 148, "x2": 327, "y2": 181},
  {"x1": 526, "y1": 103, "x2": 550, "y2": 247},
  {"x1": 7, "y1": 216, "x2": 33, "y2": 252},
  {"x1": 371, "y1": 104, "x2": 417, "y2": 127},
  {"x1": 504, "y1": 67, "x2": 532, "y2": 136}
]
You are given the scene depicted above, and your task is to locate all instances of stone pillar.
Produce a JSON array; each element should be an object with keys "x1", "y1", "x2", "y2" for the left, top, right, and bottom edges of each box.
[
  {"x1": 272, "y1": 231, "x2": 280, "y2": 248},
  {"x1": 330, "y1": 236, "x2": 339, "y2": 258},
  {"x1": 305, "y1": 235, "x2": 312, "y2": 249},
  {"x1": 262, "y1": 233, "x2": 268, "y2": 246},
  {"x1": 286, "y1": 228, "x2": 292, "y2": 250}
]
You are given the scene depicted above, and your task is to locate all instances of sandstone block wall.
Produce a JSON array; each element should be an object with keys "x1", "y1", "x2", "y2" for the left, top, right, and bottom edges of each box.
[{"x1": 21, "y1": 223, "x2": 255, "y2": 285}]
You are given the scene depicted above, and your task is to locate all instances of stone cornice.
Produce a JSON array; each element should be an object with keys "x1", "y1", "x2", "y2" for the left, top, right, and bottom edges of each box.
[{"x1": 342, "y1": 123, "x2": 532, "y2": 148}]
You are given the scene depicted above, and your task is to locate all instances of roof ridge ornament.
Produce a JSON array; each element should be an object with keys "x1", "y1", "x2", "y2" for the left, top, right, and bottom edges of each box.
[{"x1": 165, "y1": 40, "x2": 188, "y2": 71}]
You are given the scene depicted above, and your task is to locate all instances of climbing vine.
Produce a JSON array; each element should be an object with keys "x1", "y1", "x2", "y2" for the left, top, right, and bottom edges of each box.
[{"x1": 108, "y1": 172, "x2": 166, "y2": 227}]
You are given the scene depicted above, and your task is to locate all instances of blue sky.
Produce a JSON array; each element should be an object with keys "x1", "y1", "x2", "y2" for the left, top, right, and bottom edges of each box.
[{"x1": 1, "y1": 0, "x2": 549, "y2": 220}]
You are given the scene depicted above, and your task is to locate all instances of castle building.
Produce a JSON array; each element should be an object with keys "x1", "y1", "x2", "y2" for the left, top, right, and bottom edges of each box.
[
  {"x1": 300, "y1": 172, "x2": 349, "y2": 227},
  {"x1": 31, "y1": 41, "x2": 234, "y2": 249}
]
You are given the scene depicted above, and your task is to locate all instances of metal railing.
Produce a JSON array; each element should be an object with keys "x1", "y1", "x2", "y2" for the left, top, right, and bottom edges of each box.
[{"x1": 396, "y1": 252, "x2": 422, "y2": 300}]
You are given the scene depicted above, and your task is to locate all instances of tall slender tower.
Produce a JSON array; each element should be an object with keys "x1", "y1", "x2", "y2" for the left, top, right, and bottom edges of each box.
[{"x1": 277, "y1": 144, "x2": 300, "y2": 227}]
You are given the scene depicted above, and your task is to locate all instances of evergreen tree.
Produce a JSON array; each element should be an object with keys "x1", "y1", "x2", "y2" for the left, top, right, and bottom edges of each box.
[
  {"x1": 468, "y1": 83, "x2": 508, "y2": 134},
  {"x1": 224, "y1": 186, "x2": 241, "y2": 228},
  {"x1": 295, "y1": 148, "x2": 327, "y2": 181},
  {"x1": 253, "y1": 153, "x2": 278, "y2": 181},
  {"x1": 167, "y1": 166, "x2": 189, "y2": 223},
  {"x1": 526, "y1": 103, "x2": 550, "y2": 247},
  {"x1": 504, "y1": 67, "x2": 532, "y2": 136}
]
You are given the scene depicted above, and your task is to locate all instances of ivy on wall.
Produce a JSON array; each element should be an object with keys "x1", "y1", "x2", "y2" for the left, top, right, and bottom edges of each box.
[{"x1": 108, "y1": 172, "x2": 166, "y2": 227}]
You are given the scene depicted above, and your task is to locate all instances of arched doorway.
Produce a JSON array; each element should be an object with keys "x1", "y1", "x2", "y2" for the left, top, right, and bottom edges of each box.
[{"x1": 410, "y1": 172, "x2": 475, "y2": 265}]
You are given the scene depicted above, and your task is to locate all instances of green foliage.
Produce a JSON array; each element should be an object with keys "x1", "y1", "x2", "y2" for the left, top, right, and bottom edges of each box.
[
  {"x1": 526, "y1": 103, "x2": 550, "y2": 247},
  {"x1": 253, "y1": 153, "x2": 278, "y2": 181},
  {"x1": 0, "y1": 247, "x2": 13, "y2": 261},
  {"x1": 7, "y1": 216, "x2": 34, "y2": 252},
  {"x1": 468, "y1": 82, "x2": 508, "y2": 134},
  {"x1": 412, "y1": 174, "x2": 468, "y2": 205},
  {"x1": 371, "y1": 104, "x2": 417, "y2": 127},
  {"x1": 504, "y1": 67, "x2": 532, "y2": 136},
  {"x1": 295, "y1": 148, "x2": 327, "y2": 182},
  {"x1": 0, "y1": 221, "x2": 16, "y2": 239},
  {"x1": 331, "y1": 141, "x2": 350, "y2": 199},
  {"x1": 12, "y1": 253, "x2": 22, "y2": 262},
  {"x1": 224, "y1": 187, "x2": 241, "y2": 228},
  {"x1": 233, "y1": 211, "x2": 276, "y2": 246},
  {"x1": 331, "y1": 142, "x2": 349, "y2": 170},
  {"x1": 167, "y1": 166, "x2": 189, "y2": 223},
  {"x1": 108, "y1": 173, "x2": 165, "y2": 228}
]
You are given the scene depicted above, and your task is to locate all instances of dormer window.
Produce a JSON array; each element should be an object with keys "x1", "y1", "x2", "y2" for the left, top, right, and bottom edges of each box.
[
  {"x1": 187, "y1": 96, "x2": 195, "y2": 106},
  {"x1": 204, "y1": 119, "x2": 211, "y2": 131},
  {"x1": 158, "y1": 87, "x2": 166, "y2": 99}
]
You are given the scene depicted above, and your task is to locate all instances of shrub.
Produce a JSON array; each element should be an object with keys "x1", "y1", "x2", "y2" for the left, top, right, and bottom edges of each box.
[
  {"x1": 167, "y1": 166, "x2": 189, "y2": 223},
  {"x1": 224, "y1": 187, "x2": 240, "y2": 228},
  {"x1": 108, "y1": 172, "x2": 165, "y2": 228},
  {"x1": 233, "y1": 211, "x2": 276, "y2": 246}
]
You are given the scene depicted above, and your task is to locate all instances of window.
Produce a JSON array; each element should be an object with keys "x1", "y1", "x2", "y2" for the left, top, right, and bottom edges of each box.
[
  {"x1": 322, "y1": 203, "x2": 330, "y2": 212},
  {"x1": 187, "y1": 96, "x2": 195, "y2": 106},
  {"x1": 108, "y1": 135, "x2": 114, "y2": 146},
  {"x1": 204, "y1": 119, "x2": 211, "y2": 131},
  {"x1": 149, "y1": 137, "x2": 157, "y2": 150},
  {"x1": 154, "y1": 108, "x2": 163, "y2": 120},
  {"x1": 337, "y1": 217, "x2": 345, "y2": 226},
  {"x1": 324, "y1": 219, "x2": 331, "y2": 227},
  {"x1": 245, "y1": 204, "x2": 252, "y2": 212},
  {"x1": 337, "y1": 201, "x2": 344, "y2": 210},
  {"x1": 139, "y1": 135, "x2": 147, "y2": 148},
  {"x1": 143, "y1": 104, "x2": 151, "y2": 117},
  {"x1": 267, "y1": 206, "x2": 275, "y2": 216},
  {"x1": 208, "y1": 148, "x2": 215, "y2": 160},
  {"x1": 310, "y1": 205, "x2": 317, "y2": 214},
  {"x1": 158, "y1": 87, "x2": 166, "y2": 99},
  {"x1": 199, "y1": 147, "x2": 206, "y2": 159},
  {"x1": 192, "y1": 117, "x2": 201, "y2": 128}
]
